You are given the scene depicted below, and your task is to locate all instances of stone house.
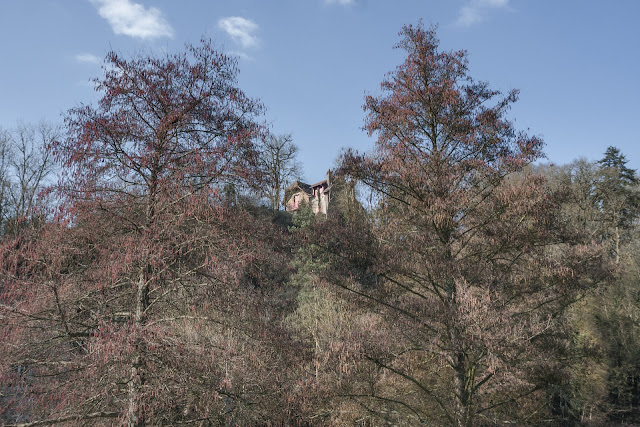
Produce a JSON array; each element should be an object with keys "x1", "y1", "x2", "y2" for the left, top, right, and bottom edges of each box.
[{"x1": 284, "y1": 170, "x2": 333, "y2": 215}]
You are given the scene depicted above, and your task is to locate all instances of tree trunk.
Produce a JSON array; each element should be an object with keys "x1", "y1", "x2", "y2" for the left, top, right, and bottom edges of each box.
[
  {"x1": 443, "y1": 235, "x2": 475, "y2": 427},
  {"x1": 127, "y1": 267, "x2": 149, "y2": 427},
  {"x1": 448, "y1": 315, "x2": 475, "y2": 427},
  {"x1": 615, "y1": 225, "x2": 620, "y2": 264},
  {"x1": 452, "y1": 351, "x2": 475, "y2": 427}
]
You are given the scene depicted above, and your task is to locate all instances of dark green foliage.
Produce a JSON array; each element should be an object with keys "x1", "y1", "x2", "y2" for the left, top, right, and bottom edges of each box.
[
  {"x1": 598, "y1": 146, "x2": 638, "y2": 184},
  {"x1": 290, "y1": 200, "x2": 316, "y2": 230},
  {"x1": 594, "y1": 146, "x2": 640, "y2": 235}
]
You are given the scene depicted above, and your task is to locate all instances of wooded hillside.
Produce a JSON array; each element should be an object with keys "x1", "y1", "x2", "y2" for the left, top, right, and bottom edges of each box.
[{"x1": 1, "y1": 24, "x2": 638, "y2": 426}]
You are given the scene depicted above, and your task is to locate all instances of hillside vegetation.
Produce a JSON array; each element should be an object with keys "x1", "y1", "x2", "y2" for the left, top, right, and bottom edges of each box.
[{"x1": 1, "y1": 25, "x2": 639, "y2": 426}]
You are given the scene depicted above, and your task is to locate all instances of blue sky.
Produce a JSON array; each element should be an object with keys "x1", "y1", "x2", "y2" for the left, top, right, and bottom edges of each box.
[{"x1": 1, "y1": 0, "x2": 638, "y2": 182}]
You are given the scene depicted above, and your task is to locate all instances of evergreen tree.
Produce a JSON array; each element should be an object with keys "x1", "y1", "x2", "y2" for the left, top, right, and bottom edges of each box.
[
  {"x1": 594, "y1": 146, "x2": 640, "y2": 263},
  {"x1": 291, "y1": 200, "x2": 316, "y2": 230}
]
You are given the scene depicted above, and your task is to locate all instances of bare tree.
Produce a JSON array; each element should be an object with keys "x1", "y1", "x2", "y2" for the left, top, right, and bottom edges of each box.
[
  {"x1": 7, "y1": 121, "x2": 57, "y2": 220},
  {"x1": 0, "y1": 128, "x2": 10, "y2": 228},
  {"x1": 259, "y1": 133, "x2": 301, "y2": 210},
  {"x1": 0, "y1": 121, "x2": 57, "y2": 234}
]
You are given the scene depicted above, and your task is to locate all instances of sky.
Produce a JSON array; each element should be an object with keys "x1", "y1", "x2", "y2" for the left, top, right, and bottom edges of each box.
[{"x1": 0, "y1": 0, "x2": 638, "y2": 182}]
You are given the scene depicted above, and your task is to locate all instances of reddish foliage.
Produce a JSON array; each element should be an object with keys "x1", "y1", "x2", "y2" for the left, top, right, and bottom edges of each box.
[
  {"x1": 335, "y1": 23, "x2": 613, "y2": 425},
  {"x1": 1, "y1": 40, "x2": 302, "y2": 425}
]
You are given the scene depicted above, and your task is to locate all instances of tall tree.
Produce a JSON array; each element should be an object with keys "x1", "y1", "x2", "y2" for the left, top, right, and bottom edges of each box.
[
  {"x1": 338, "y1": 23, "x2": 611, "y2": 425},
  {"x1": 7, "y1": 121, "x2": 57, "y2": 223},
  {"x1": 1, "y1": 40, "x2": 299, "y2": 425},
  {"x1": 60, "y1": 40, "x2": 266, "y2": 426},
  {"x1": 593, "y1": 146, "x2": 639, "y2": 263},
  {"x1": 557, "y1": 150, "x2": 640, "y2": 422},
  {"x1": 258, "y1": 133, "x2": 301, "y2": 210},
  {"x1": 592, "y1": 147, "x2": 640, "y2": 419},
  {"x1": 0, "y1": 121, "x2": 56, "y2": 235}
]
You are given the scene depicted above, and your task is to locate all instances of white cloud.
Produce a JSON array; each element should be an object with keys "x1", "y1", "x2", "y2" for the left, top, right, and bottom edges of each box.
[
  {"x1": 456, "y1": 0, "x2": 509, "y2": 27},
  {"x1": 75, "y1": 53, "x2": 101, "y2": 64},
  {"x1": 218, "y1": 17, "x2": 259, "y2": 49},
  {"x1": 91, "y1": 0, "x2": 174, "y2": 39},
  {"x1": 325, "y1": 0, "x2": 355, "y2": 5}
]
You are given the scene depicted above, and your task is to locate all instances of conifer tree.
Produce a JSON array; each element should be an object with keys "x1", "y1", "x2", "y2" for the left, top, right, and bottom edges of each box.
[
  {"x1": 594, "y1": 146, "x2": 640, "y2": 263},
  {"x1": 338, "y1": 23, "x2": 611, "y2": 425}
]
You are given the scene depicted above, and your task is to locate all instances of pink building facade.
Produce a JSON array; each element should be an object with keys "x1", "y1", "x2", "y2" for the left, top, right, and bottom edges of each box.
[{"x1": 284, "y1": 171, "x2": 333, "y2": 215}]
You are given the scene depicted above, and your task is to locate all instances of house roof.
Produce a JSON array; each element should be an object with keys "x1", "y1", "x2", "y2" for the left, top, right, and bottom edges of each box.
[
  {"x1": 284, "y1": 180, "x2": 312, "y2": 205},
  {"x1": 286, "y1": 180, "x2": 312, "y2": 194},
  {"x1": 310, "y1": 179, "x2": 328, "y2": 188}
]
